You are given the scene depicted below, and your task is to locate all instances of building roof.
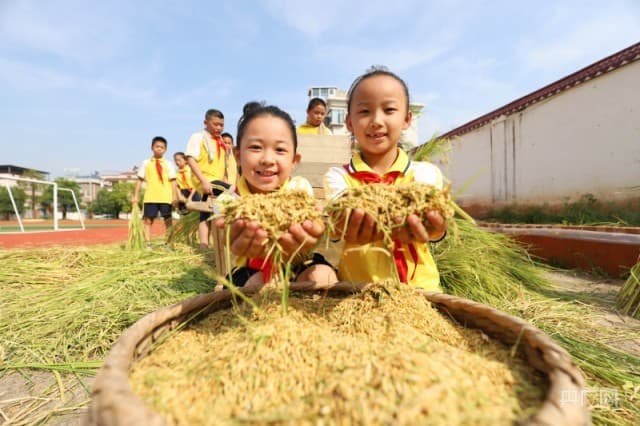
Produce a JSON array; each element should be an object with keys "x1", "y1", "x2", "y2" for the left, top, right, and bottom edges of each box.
[
  {"x1": 0, "y1": 164, "x2": 49, "y2": 176},
  {"x1": 435, "y1": 41, "x2": 640, "y2": 140}
]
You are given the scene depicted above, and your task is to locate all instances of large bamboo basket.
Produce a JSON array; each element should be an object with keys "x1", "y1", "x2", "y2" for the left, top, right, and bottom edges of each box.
[{"x1": 88, "y1": 282, "x2": 590, "y2": 426}]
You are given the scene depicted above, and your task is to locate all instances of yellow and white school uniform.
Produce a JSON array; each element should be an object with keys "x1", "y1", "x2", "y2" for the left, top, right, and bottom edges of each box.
[
  {"x1": 225, "y1": 149, "x2": 238, "y2": 186},
  {"x1": 176, "y1": 165, "x2": 193, "y2": 192},
  {"x1": 296, "y1": 122, "x2": 332, "y2": 135},
  {"x1": 137, "y1": 157, "x2": 177, "y2": 204},
  {"x1": 185, "y1": 130, "x2": 226, "y2": 192},
  {"x1": 323, "y1": 149, "x2": 444, "y2": 291}
]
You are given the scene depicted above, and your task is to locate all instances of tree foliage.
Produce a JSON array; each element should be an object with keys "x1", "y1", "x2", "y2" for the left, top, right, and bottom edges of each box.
[
  {"x1": 41, "y1": 178, "x2": 83, "y2": 219},
  {"x1": 0, "y1": 186, "x2": 27, "y2": 219},
  {"x1": 89, "y1": 182, "x2": 137, "y2": 218}
]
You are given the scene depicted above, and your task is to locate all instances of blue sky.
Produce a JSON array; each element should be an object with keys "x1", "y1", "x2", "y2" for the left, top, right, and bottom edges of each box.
[{"x1": 1, "y1": 0, "x2": 639, "y2": 178}]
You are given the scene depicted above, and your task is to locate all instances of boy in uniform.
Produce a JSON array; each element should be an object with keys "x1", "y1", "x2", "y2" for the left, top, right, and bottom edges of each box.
[{"x1": 132, "y1": 136, "x2": 179, "y2": 248}]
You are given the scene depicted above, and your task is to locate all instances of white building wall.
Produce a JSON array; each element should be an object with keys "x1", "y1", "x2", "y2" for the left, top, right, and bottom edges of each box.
[{"x1": 443, "y1": 60, "x2": 640, "y2": 206}]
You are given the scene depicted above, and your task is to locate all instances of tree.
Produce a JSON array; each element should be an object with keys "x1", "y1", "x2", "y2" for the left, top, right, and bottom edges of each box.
[
  {"x1": 0, "y1": 186, "x2": 27, "y2": 220},
  {"x1": 17, "y1": 169, "x2": 46, "y2": 219},
  {"x1": 88, "y1": 182, "x2": 136, "y2": 218},
  {"x1": 41, "y1": 178, "x2": 82, "y2": 220}
]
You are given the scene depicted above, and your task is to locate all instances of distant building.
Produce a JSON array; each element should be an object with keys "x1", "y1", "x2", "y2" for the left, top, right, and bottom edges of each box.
[
  {"x1": 72, "y1": 173, "x2": 109, "y2": 205},
  {"x1": 307, "y1": 86, "x2": 424, "y2": 148},
  {"x1": 0, "y1": 165, "x2": 51, "y2": 219},
  {"x1": 99, "y1": 167, "x2": 139, "y2": 185},
  {"x1": 0, "y1": 165, "x2": 50, "y2": 187},
  {"x1": 412, "y1": 41, "x2": 640, "y2": 210}
]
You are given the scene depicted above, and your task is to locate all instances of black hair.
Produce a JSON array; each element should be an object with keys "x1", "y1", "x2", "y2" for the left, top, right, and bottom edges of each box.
[
  {"x1": 237, "y1": 101, "x2": 298, "y2": 152},
  {"x1": 221, "y1": 132, "x2": 234, "y2": 141},
  {"x1": 205, "y1": 109, "x2": 224, "y2": 121},
  {"x1": 174, "y1": 151, "x2": 185, "y2": 158},
  {"x1": 151, "y1": 136, "x2": 167, "y2": 147},
  {"x1": 307, "y1": 97, "x2": 327, "y2": 111},
  {"x1": 346, "y1": 65, "x2": 410, "y2": 114}
]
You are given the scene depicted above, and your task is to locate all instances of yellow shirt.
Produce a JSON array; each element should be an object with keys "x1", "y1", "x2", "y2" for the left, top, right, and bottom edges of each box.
[
  {"x1": 137, "y1": 157, "x2": 176, "y2": 203},
  {"x1": 296, "y1": 123, "x2": 332, "y2": 135},
  {"x1": 185, "y1": 130, "x2": 226, "y2": 192},
  {"x1": 176, "y1": 165, "x2": 193, "y2": 190},
  {"x1": 323, "y1": 149, "x2": 444, "y2": 291},
  {"x1": 225, "y1": 150, "x2": 238, "y2": 186}
]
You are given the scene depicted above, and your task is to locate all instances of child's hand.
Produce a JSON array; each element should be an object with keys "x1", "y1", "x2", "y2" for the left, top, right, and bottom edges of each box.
[
  {"x1": 392, "y1": 211, "x2": 447, "y2": 244},
  {"x1": 278, "y1": 219, "x2": 325, "y2": 258},
  {"x1": 214, "y1": 217, "x2": 268, "y2": 258},
  {"x1": 201, "y1": 181, "x2": 213, "y2": 196},
  {"x1": 338, "y1": 208, "x2": 383, "y2": 244},
  {"x1": 130, "y1": 196, "x2": 138, "y2": 204}
]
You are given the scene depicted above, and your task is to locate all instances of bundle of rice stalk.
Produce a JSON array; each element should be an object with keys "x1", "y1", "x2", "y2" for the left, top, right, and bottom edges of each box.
[
  {"x1": 126, "y1": 203, "x2": 145, "y2": 250},
  {"x1": 617, "y1": 260, "x2": 640, "y2": 318},
  {"x1": 119, "y1": 283, "x2": 572, "y2": 425},
  {"x1": 324, "y1": 182, "x2": 456, "y2": 249},
  {"x1": 167, "y1": 211, "x2": 200, "y2": 246},
  {"x1": 434, "y1": 217, "x2": 550, "y2": 303}
]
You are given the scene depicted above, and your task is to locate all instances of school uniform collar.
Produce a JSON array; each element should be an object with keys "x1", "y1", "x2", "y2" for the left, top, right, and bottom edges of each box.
[{"x1": 349, "y1": 148, "x2": 410, "y2": 175}]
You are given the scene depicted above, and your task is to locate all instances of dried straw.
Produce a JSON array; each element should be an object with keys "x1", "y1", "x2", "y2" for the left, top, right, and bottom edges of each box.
[
  {"x1": 617, "y1": 260, "x2": 640, "y2": 318},
  {"x1": 126, "y1": 204, "x2": 145, "y2": 250},
  {"x1": 130, "y1": 283, "x2": 544, "y2": 425}
]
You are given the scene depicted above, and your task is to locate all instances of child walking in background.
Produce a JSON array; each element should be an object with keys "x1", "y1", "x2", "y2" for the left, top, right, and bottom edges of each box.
[
  {"x1": 221, "y1": 132, "x2": 238, "y2": 185},
  {"x1": 323, "y1": 67, "x2": 447, "y2": 291},
  {"x1": 214, "y1": 102, "x2": 337, "y2": 289},
  {"x1": 173, "y1": 152, "x2": 193, "y2": 215},
  {"x1": 132, "y1": 136, "x2": 179, "y2": 248},
  {"x1": 185, "y1": 109, "x2": 229, "y2": 250},
  {"x1": 296, "y1": 97, "x2": 332, "y2": 135}
]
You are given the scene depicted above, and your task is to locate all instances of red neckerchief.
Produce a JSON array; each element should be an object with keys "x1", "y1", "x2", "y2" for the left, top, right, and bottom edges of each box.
[
  {"x1": 155, "y1": 158, "x2": 164, "y2": 183},
  {"x1": 247, "y1": 257, "x2": 274, "y2": 282},
  {"x1": 179, "y1": 169, "x2": 191, "y2": 190},
  {"x1": 343, "y1": 164, "x2": 418, "y2": 284},
  {"x1": 214, "y1": 135, "x2": 226, "y2": 158}
]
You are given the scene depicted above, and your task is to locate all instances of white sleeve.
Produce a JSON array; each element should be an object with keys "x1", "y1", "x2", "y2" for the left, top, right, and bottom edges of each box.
[
  {"x1": 323, "y1": 166, "x2": 349, "y2": 200},
  {"x1": 166, "y1": 161, "x2": 177, "y2": 179},
  {"x1": 137, "y1": 160, "x2": 148, "y2": 179},
  {"x1": 185, "y1": 132, "x2": 202, "y2": 158},
  {"x1": 286, "y1": 176, "x2": 314, "y2": 196},
  {"x1": 411, "y1": 161, "x2": 444, "y2": 189}
]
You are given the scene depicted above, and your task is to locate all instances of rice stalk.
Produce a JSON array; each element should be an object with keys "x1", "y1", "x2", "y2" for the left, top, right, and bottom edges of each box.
[
  {"x1": 166, "y1": 211, "x2": 200, "y2": 246},
  {"x1": 126, "y1": 203, "x2": 145, "y2": 250},
  {"x1": 617, "y1": 260, "x2": 640, "y2": 318}
]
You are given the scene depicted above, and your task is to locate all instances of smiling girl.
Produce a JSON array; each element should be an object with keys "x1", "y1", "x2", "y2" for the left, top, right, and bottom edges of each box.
[{"x1": 214, "y1": 102, "x2": 337, "y2": 289}]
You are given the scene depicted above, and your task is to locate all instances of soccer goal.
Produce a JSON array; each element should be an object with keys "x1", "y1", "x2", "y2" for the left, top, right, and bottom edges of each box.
[{"x1": 1, "y1": 176, "x2": 85, "y2": 233}]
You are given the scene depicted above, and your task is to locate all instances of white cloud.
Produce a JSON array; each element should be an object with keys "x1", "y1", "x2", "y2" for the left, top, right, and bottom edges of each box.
[
  {"x1": 313, "y1": 44, "x2": 447, "y2": 74},
  {"x1": 0, "y1": 0, "x2": 132, "y2": 63},
  {"x1": 261, "y1": 0, "x2": 424, "y2": 37},
  {"x1": 520, "y1": 6, "x2": 640, "y2": 72}
]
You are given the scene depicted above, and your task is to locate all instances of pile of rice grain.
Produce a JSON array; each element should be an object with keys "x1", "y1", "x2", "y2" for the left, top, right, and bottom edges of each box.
[{"x1": 129, "y1": 283, "x2": 544, "y2": 425}]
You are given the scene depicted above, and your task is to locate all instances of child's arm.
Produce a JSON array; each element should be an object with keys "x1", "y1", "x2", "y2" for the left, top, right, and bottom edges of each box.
[
  {"x1": 131, "y1": 178, "x2": 143, "y2": 204},
  {"x1": 170, "y1": 179, "x2": 179, "y2": 206}
]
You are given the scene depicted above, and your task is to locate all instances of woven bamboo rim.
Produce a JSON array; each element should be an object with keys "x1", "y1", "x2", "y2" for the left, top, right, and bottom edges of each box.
[{"x1": 88, "y1": 282, "x2": 590, "y2": 426}]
